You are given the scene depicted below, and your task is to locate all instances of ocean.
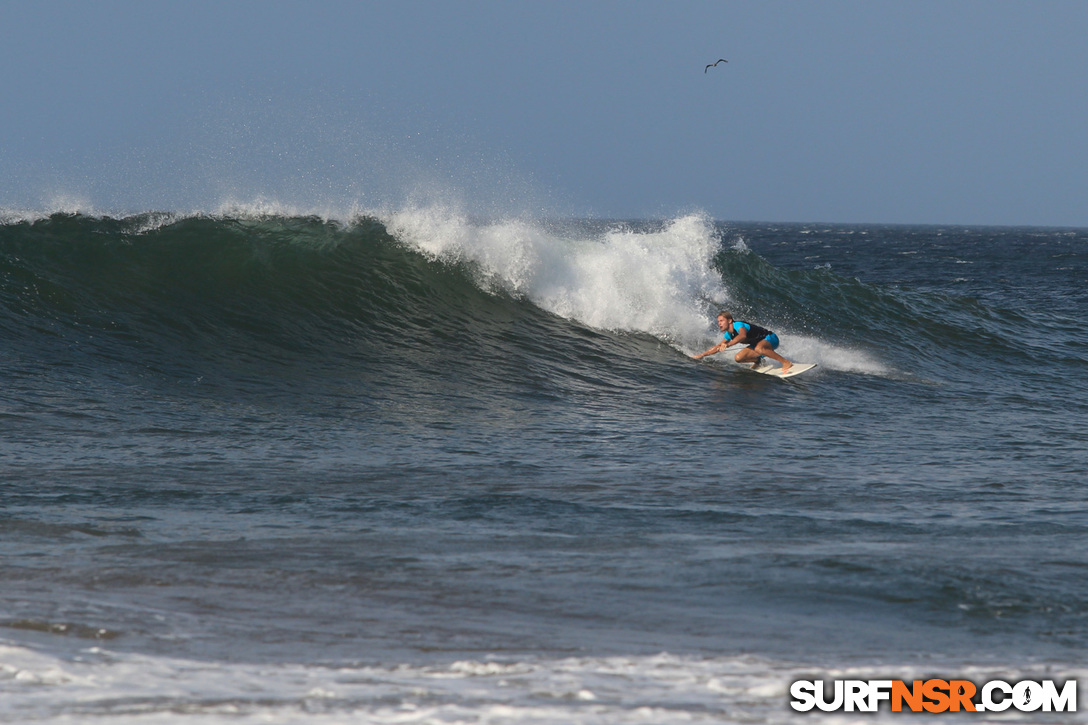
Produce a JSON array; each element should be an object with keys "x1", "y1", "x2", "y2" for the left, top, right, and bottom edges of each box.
[{"x1": 1, "y1": 205, "x2": 1086, "y2": 723}]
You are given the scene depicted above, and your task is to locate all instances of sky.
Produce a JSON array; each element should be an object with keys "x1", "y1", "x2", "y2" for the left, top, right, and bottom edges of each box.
[{"x1": 2, "y1": 0, "x2": 1086, "y2": 226}]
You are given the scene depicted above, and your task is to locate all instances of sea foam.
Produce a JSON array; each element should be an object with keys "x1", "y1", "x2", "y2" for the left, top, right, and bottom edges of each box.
[
  {"x1": 2, "y1": 642, "x2": 1080, "y2": 724},
  {"x1": 382, "y1": 206, "x2": 730, "y2": 347}
]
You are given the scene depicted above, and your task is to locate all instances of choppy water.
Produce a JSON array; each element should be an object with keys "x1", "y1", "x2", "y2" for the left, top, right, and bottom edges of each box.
[{"x1": 2, "y1": 208, "x2": 1086, "y2": 722}]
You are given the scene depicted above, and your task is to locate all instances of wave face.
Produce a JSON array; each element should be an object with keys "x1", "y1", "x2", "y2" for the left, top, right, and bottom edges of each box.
[
  {"x1": 9, "y1": 211, "x2": 1073, "y2": 380},
  {"x1": 6, "y1": 211, "x2": 1084, "y2": 389},
  {"x1": 1, "y1": 212, "x2": 725, "y2": 386}
]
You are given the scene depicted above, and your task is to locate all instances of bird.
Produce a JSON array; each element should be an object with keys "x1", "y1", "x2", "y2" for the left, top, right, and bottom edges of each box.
[{"x1": 704, "y1": 59, "x2": 728, "y2": 73}]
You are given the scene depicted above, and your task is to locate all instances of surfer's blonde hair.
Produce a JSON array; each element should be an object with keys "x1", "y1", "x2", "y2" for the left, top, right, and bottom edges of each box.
[{"x1": 717, "y1": 311, "x2": 733, "y2": 321}]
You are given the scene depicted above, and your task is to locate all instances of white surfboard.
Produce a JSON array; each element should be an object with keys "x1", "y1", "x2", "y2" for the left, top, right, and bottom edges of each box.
[{"x1": 748, "y1": 361, "x2": 817, "y2": 379}]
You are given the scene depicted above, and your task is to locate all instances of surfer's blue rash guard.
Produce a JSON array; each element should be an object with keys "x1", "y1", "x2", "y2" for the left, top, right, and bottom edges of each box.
[{"x1": 724, "y1": 321, "x2": 779, "y2": 349}]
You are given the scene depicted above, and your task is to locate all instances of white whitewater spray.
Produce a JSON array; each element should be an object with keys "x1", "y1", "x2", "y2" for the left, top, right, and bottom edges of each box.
[
  {"x1": 382, "y1": 205, "x2": 730, "y2": 348},
  {"x1": 382, "y1": 204, "x2": 894, "y2": 375}
]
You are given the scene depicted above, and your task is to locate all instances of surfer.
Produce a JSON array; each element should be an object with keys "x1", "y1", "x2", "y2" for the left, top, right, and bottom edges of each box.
[{"x1": 692, "y1": 311, "x2": 793, "y2": 373}]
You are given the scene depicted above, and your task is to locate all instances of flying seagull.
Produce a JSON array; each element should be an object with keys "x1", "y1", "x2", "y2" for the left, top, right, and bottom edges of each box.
[{"x1": 704, "y1": 59, "x2": 728, "y2": 73}]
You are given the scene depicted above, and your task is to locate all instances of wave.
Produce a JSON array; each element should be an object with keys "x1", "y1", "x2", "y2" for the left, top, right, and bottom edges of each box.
[
  {"x1": 0, "y1": 207, "x2": 725, "y2": 360},
  {"x1": 3, "y1": 207, "x2": 1048, "y2": 394}
]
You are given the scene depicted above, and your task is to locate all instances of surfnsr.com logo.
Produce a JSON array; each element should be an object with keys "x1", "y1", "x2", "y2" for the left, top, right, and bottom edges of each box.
[{"x1": 790, "y1": 679, "x2": 1077, "y2": 713}]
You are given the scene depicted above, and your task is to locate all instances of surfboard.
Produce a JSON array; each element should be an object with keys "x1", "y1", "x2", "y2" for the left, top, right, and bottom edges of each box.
[{"x1": 748, "y1": 361, "x2": 817, "y2": 379}]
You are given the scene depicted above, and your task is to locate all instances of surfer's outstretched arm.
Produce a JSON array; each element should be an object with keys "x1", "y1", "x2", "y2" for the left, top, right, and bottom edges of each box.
[{"x1": 692, "y1": 341, "x2": 727, "y2": 360}]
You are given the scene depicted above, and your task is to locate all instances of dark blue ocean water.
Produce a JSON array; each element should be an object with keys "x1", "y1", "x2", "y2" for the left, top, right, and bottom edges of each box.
[{"x1": 1, "y1": 210, "x2": 1086, "y2": 722}]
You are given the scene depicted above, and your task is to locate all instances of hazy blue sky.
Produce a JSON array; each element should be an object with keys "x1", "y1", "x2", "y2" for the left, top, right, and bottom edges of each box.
[{"x1": 3, "y1": 1, "x2": 1086, "y2": 225}]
